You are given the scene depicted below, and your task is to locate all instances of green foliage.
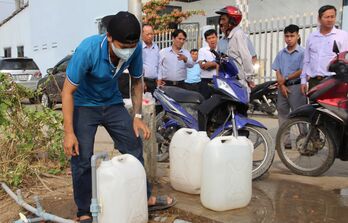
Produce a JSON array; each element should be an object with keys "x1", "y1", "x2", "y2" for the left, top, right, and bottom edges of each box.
[{"x1": 0, "y1": 73, "x2": 66, "y2": 187}]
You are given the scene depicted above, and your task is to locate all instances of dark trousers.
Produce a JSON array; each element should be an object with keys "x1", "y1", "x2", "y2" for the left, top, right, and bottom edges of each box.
[
  {"x1": 71, "y1": 104, "x2": 151, "y2": 217},
  {"x1": 199, "y1": 78, "x2": 213, "y2": 99},
  {"x1": 308, "y1": 77, "x2": 324, "y2": 90},
  {"x1": 184, "y1": 82, "x2": 200, "y2": 92}
]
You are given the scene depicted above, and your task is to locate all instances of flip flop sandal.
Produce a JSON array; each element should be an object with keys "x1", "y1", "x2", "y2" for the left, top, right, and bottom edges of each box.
[
  {"x1": 148, "y1": 195, "x2": 177, "y2": 212},
  {"x1": 77, "y1": 216, "x2": 92, "y2": 223},
  {"x1": 79, "y1": 218, "x2": 93, "y2": 223}
]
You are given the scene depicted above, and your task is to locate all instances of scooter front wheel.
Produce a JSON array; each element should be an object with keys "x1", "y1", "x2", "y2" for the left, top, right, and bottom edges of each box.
[{"x1": 275, "y1": 117, "x2": 336, "y2": 176}]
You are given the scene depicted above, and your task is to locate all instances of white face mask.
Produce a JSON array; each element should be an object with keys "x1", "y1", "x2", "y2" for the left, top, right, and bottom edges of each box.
[{"x1": 111, "y1": 43, "x2": 136, "y2": 61}]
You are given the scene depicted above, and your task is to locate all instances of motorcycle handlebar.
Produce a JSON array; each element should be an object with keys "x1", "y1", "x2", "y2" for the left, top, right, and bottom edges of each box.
[{"x1": 210, "y1": 49, "x2": 221, "y2": 64}]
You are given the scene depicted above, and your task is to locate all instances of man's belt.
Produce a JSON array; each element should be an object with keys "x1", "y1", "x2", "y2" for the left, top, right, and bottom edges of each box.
[
  {"x1": 285, "y1": 78, "x2": 301, "y2": 86},
  {"x1": 310, "y1": 76, "x2": 325, "y2": 81},
  {"x1": 165, "y1": 80, "x2": 184, "y2": 86}
]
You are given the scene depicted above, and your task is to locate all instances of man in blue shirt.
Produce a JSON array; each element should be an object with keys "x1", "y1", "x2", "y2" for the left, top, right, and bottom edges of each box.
[
  {"x1": 184, "y1": 49, "x2": 201, "y2": 91},
  {"x1": 272, "y1": 24, "x2": 306, "y2": 133},
  {"x1": 62, "y1": 12, "x2": 174, "y2": 222}
]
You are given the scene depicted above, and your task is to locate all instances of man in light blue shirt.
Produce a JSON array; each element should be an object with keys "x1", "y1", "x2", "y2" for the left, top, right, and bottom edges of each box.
[
  {"x1": 272, "y1": 24, "x2": 306, "y2": 130},
  {"x1": 142, "y1": 24, "x2": 159, "y2": 94},
  {"x1": 184, "y1": 49, "x2": 201, "y2": 91},
  {"x1": 158, "y1": 29, "x2": 194, "y2": 88},
  {"x1": 300, "y1": 5, "x2": 348, "y2": 94}
]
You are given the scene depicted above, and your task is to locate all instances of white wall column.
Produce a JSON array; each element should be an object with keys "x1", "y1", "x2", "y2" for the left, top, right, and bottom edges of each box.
[
  {"x1": 343, "y1": 0, "x2": 348, "y2": 31},
  {"x1": 128, "y1": 0, "x2": 142, "y2": 22},
  {"x1": 236, "y1": 0, "x2": 249, "y2": 32}
]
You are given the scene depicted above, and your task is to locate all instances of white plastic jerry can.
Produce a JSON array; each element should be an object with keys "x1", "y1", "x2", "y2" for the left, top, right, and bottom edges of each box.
[
  {"x1": 170, "y1": 128, "x2": 210, "y2": 194},
  {"x1": 97, "y1": 154, "x2": 148, "y2": 223},
  {"x1": 200, "y1": 136, "x2": 253, "y2": 211}
]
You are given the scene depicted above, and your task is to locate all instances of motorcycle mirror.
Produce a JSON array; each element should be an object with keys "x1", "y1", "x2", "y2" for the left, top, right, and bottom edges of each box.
[{"x1": 333, "y1": 40, "x2": 339, "y2": 55}]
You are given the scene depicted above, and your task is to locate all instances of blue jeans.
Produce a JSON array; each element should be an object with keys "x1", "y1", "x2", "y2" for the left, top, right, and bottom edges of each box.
[{"x1": 71, "y1": 104, "x2": 152, "y2": 217}]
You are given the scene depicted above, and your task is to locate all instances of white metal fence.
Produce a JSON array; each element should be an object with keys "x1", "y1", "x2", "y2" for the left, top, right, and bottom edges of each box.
[
  {"x1": 154, "y1": 24, "x2": 200, "y2": 50},
  {"x1": 154, "y1": 11, "x2": 342, "y2": 83}
]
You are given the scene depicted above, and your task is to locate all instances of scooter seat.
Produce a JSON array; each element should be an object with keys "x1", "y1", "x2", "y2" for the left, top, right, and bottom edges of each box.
[
  {"x1": 251, "y1": 81, "x2": 276, "y2": 94},
  {"x1": 161, "y1": 86, "x2": 204, "y2": 104}
]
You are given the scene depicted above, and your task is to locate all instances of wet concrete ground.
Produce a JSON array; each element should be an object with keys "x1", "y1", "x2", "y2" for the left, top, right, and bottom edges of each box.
[
  {"x1": 164, "y1": 181, "x2": 348, "y2": 223},
  {"x1": 32, "y1": 169, "x2": 348, "y2": 223},
  {"x1": 9, "y1": 168, "x2": 347, "y2": 223},
  {"x1": 154, "y1": 162, "x2": 348, "y2": 223}
]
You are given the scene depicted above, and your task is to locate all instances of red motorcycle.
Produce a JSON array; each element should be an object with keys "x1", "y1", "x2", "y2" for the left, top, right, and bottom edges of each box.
[{"x1": 276, "y1": 42, "x2": 348, "y2": 176}]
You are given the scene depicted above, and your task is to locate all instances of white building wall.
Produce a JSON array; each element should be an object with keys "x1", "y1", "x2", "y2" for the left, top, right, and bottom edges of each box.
[
  {"x1": 28, "y1": 0, "x2": 128, "y2": 74},
  {"x1": 0, "y1": 7, "x2": 31, "y2": 58},
  {"x1": 343, "y1": 4, "x2": 348, "y2": 31},
  {"x1": 0, "y1": 1, "x2": 15, "y2": 21},
  {"x1": 0, "y1": 0, "x2": 128, "y2": 74}
]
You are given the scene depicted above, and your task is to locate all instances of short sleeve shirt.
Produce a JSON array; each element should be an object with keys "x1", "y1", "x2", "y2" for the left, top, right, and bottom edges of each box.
[
  {"x1": 66, "y1": 34, "x2": 143, "y2": 106},
  {"x1": 198, "y1": 46, "x2": 217, "y2": 79},
  {"x1": 272, "y1": 45, "x2": 304, "y2": 77}
]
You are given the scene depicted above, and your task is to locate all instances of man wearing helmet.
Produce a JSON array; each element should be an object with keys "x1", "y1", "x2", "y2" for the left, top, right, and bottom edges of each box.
[{"x1": 216, "y1": 6, "x2": 255, "y2": 95}]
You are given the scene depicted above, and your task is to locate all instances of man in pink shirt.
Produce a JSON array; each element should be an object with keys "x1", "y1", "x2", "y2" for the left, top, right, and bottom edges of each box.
[{"x1": 300, "y1": 5, "x2": 348, "y2": 94}]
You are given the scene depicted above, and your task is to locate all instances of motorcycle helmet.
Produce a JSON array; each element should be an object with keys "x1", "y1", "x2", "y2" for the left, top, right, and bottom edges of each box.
[{"x1": 215, "y1": 6, "x2": 242, "y2": 26}]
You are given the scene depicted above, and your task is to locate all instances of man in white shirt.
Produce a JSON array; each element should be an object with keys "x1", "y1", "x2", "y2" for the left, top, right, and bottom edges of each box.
[
  {"x1": 300, "y1": 5, "x2": 348, "y2": 94},
  {"x1": 198, "y1": 29, "x2": 219, "y2": 99}
]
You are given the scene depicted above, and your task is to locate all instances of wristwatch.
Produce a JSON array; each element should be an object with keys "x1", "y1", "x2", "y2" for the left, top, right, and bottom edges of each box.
[{"x1": 135, "y1": 113, "x2": 143, "y2": 119}]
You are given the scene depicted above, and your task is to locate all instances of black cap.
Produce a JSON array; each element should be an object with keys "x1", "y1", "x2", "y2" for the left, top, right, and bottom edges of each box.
[{"x1": 107, "y1": 11, "x2": 141, "y2": 44}]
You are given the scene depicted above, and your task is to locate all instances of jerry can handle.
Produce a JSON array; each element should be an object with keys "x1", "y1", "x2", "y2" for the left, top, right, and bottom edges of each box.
[
  {"x1": 117, "y1": 155, "x2": 130, "y2": 162},
  {"x1": 216, "y1": 135, "x2": 235, "y2": 143},
  {"x1": 184, "y1": 128, "x2": 195, "y2": 135}
]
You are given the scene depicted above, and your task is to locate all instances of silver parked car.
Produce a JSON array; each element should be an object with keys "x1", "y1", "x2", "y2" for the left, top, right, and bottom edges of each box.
[
  {"x1": 0, "y1": 57, "x2": 42, "y2": 89},
  {"x1": 0, "y1": 57, "x2": 42, "y2": 103}
]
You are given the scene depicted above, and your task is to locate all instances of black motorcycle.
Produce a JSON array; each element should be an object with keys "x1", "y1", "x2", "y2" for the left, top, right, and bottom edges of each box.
[{"x1": 249, "y1": 80, "x2": 278, "y2": 115}]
